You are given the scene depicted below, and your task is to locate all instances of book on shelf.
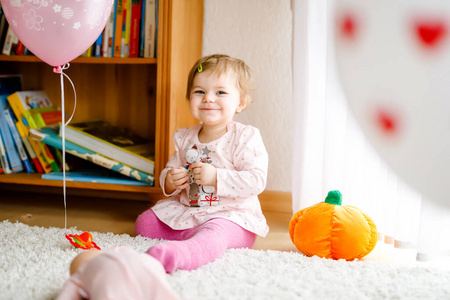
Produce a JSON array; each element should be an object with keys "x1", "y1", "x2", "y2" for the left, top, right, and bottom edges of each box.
[
  {"x1": 15, "y1": 41, "x2": 24, "y2": 55},
  {"x1": 2, "y1": 26, "x2": 18, "y2": 55},
  {"x1": 16, "y1": 120, "x2": 44, "y2": 173},
  {"x1": 113, "y1": 0, "x2": 124, "y2": 58},
  {"x1": 30, "y1": 125, "x2": 154, "y2": 186},
  {"x1": 102, "y1": 8, "x2": 115, "y2": 57},
  {"x1": 63, "y1": 120, "x2": 155, "y2": 175},
  {"x1": 94, "y1": 32, "x2": 103, "y2": 57},
  {"x1": 139, "y1": 0, "x2": 146, "y2": 57},
  {"x1": 0, "y1": 74, "x2": 43, "y2": 173},
  {"x1": 129, "y1": 0, "x2": 143, "y2": 58},
  {"x1": 143, "y1": 0, "x2": 156, "y2": 58},
  {"x1": 0, "y1": 126, "x2": 10, "y2": 173},
  {"x1": 0, "y1": 74, "x2": 22, "y2": 174},
  {"x1": 0, "y1": 95, "x2": 23, "y2": 173},
  {"x1": 42, "y1": 164, "x2": 152, "y2": 186},
  {"x1": 28, "y1": 106, "x2": 63, "y2": 128},
  {"x1": 0, "y1": 96, "x2": 33, "y2": 172},
  {"x1": 82, "y1": 45, "x2": 94, "y2": 57},
  {"x1": 122, "y1": 0, "x2": 132, "y2": 58},
  {"x1": 7, "y1": 91, "x2": 60, "y2": 173}
]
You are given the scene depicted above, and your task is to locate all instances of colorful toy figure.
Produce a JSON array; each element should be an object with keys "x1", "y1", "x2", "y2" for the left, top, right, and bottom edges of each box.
[{"x1": 66, "y1": 232, "x2": 101, "y2": 250}]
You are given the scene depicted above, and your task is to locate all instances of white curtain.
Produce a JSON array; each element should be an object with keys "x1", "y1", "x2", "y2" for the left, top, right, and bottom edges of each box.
[{"x1": 292, "y1": 0, "x2": 450, "y2": 261}]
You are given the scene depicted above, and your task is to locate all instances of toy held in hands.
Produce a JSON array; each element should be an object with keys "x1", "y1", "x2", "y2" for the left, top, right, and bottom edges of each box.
[
  {"x1": 289, "y1": 190, "x2": 377, "y2": 260},
  {"x1": 66, "y1": 232, "x2": 101, "y2": 250}
]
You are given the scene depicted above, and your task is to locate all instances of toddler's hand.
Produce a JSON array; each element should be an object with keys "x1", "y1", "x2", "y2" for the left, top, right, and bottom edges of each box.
[
  {"x1": 165, "y1": 168, "x2": 189, "y2": 194},
  {"x1": 190, "y1": 162, "x2": 217, "y2": 187}
]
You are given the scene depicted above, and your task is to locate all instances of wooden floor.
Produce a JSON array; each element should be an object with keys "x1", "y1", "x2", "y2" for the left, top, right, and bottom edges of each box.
[{"x1": 0, "y1": 190, "x2": 297, "y2": 252}]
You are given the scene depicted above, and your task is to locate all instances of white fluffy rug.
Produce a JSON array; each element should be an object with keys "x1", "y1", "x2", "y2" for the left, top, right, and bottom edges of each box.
[{"x1": 1, "y1": 220, "x2": 450, "y2": 300}]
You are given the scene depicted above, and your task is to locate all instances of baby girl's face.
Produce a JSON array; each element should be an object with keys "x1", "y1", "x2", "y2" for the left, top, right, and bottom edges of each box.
[
  {"x1": 189, "y1": 70, "x2": 242, "y2": 128},
  {"x1": 334, "y1": 0, "x2": 450, "y2": 206}
]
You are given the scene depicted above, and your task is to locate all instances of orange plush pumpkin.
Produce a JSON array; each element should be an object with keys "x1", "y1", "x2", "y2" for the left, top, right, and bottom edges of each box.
[{"x1": 289, "y1": 190, "x2": 377, "y2": 260}]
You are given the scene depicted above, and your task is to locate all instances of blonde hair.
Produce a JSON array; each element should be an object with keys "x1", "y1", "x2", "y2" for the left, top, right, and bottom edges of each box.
[{"x1": 186, "y1": 54, "x2": 254, "y2": 111}]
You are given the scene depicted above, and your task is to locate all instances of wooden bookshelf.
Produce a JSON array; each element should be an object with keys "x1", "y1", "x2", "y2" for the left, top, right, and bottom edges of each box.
[
  {"x1": 0, "y1": 173, "x2": 156, "y2": 193},
  {"x1": 0, "y1": 0, "x2": 203, "y2": 201}
]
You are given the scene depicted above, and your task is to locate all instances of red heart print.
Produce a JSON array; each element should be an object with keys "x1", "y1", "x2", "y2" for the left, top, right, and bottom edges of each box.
[
  {"x1": 376, "y1": 108, "x2": 398, "y2": 135},
  {"x1": 340, "y1": 14, "x2": 357, "y2": 39},
  {"x1": 415, "y1": 21, "x2": 447, "y2": 48}
]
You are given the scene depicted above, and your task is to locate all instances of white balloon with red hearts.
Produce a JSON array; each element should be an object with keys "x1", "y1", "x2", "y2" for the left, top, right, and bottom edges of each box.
[{"x1": 334, "y1": 0, "x2": 450, "y2": 206}]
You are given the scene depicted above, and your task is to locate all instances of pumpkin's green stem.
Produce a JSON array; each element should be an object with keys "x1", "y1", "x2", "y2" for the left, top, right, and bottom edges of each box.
[{"x1": 325, "y1": 190, "x2": 342, "y2": 205}]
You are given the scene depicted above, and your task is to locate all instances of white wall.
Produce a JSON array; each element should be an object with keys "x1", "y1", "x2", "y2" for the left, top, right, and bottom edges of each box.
[{"x1": 203, "y1": 0, "x2": 293, "y2": 191}]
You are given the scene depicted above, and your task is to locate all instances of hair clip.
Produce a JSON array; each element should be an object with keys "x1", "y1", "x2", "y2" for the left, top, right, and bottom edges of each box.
[{"x1": 197, "y1": 64, "x2": 203, "y2": 73}]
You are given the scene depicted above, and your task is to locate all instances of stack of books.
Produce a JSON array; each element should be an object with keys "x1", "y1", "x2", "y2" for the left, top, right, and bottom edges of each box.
[
  {"x1": 0, "y1": 0, "x2": 157, "y2": 58},
  {"x1": 30, "y1": 122, "x2": 155, "y2": 186},
  {"x1": 0, "y1": 74, "x2": 155, "y2": 186}
]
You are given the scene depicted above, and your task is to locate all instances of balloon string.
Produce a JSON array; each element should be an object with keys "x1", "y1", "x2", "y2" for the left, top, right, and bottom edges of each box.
[{"x1": 53, "y1": 63, "x2": 77, "y2": 230}]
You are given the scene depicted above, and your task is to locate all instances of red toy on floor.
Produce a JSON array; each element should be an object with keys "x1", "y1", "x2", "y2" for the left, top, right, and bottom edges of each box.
[{"x1": 66, "y1": 232, "x2": 101, "y2": 250}]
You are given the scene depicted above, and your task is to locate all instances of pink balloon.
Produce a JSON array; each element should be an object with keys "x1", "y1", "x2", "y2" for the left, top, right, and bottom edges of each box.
[{"x1": 2, "y1": 0, "x2": 114, "y2": 67}]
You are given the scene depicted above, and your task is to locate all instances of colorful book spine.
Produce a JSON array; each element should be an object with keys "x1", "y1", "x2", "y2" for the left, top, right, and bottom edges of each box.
[
  {"x1": 103, "y1": 8, "x2": 115, "y2": 57},
  {"x1": 143, "y1": 0, "x2": 156, "y2": 58},
  {"x1": 15, "y1": 40, "x2": 24, "y2": 55},
  {"x1": 2, "y1": 26, "x2": 17, "y2": 55},
  {"x1": 139, "y1": 0, "x2": 146, "y2": 57},
  {"x1": 121, "y1": 0, "x2": 131, "y2": 57},
  {"x1": 121, "y1": 3, "x2": 127, "y2": 57},
  {"x1": 15, "y1": 122, "x2": 43, "y2": 173},
  {"x1": 7, "y1": 91, "x2": 58, "y2": 173},
  {"x1": 83, "y1": 45, "x2": 93, "y2": 57},
  {"x1": 0, "y1": 129, "x2": 11, "y2": 173},
  {"x1": 129, "y1": 0, "x2": 142, "y2": 58},
  {"x1": 29, "y1": 107, "x2": 62, "y2": 128},
  {"x1": 23, "y1": 110, "x2": 59, "y2": 172},
  {"x1": 113, "y1": 0, "x2": 124, "y2": 57},
  {"x1": 94, "y1": 32, "x2": 103, "y2": 57},
  {"x1": 0, "y1": 107, "x2": 23, "y2": 172},
  {"x1": 0, "y1": 95, "x2": 33, "y2": 172},
  {"x1": 3, "y1": 109, "x2": 33, "y2": 172},
  {"x1": 29, "y1": 137, "x2": 52, "y2": 173},
  {"x1": 30, "y1": 126, "x2": 154, "y2": 186}
]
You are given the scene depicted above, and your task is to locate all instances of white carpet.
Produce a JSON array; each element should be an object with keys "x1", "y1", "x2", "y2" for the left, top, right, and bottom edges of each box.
[{"x1": 1, "y1": 220, "x2": 450, "y2": 300}]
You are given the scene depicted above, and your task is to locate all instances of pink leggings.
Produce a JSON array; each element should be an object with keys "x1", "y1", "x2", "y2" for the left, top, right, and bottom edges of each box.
[{"x1": 135, "y1": 209, "x2": 256, "y2": 273}]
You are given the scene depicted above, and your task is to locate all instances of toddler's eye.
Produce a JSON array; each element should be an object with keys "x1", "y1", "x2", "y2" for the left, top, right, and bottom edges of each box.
[
  {"x1": 217, "y1": 91, "x2": 226, "y2": 95},
  {"x1": 194, "y1": 90, "x2": 205, "y2": 94}
]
